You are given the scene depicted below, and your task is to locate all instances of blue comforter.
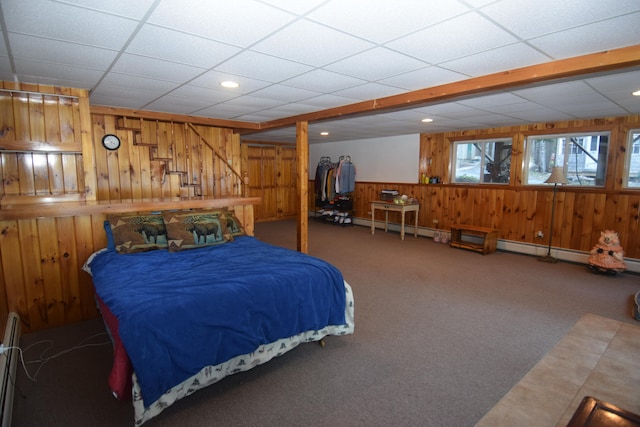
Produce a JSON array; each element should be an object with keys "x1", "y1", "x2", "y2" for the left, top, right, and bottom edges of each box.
[{"x1": 89, "y1": 236, "x2": 347, "y2": 407}]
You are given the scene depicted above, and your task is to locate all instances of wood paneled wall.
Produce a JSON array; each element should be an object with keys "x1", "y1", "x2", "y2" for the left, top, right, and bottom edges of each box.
[
  {"x1": 343, "y1": 115, "x2": 640, "y2": 259},
  {"x1": 0, "y1": 82, "x2": 251, "y2": 332},
  {"x1": 91, "y1": 114, "x2": 244, "y2": 201}
]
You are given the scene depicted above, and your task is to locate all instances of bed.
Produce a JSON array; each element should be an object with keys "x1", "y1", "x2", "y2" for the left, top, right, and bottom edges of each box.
[{"x1": 82, "y1": 208, "x2": 355, "y2": 425}]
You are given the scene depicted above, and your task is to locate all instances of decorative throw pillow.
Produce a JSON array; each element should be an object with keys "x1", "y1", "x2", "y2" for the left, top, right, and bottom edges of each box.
[
  {"x1": 107, "y1": 213, "x2": 168, "y2": 254},
  {"x1": 219, "y1": 211, "x2": 246, "y2": 237},
  {"x1": 163, "y1": 210, "x2": 233, "y2": 252}
]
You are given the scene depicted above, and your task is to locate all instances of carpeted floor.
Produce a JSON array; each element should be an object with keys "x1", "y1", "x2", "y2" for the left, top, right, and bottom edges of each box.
[{"x1": 11, "y1": 220, "x2": 640, "y2": 426}]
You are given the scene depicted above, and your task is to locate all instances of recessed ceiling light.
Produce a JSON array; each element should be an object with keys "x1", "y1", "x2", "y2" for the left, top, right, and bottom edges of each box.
[
  {"x1": 320, "y1": 131, "x2": 329, "y2": 136},
  {"x1": 421, "y1": 118, "x2": 434, "y2": 123},
  {"x1": 633, "y1": 89, "x2": 640, "y2": 96},
  {"x1": 220, "y1": 81, "x2": 239, "y2": 88}
]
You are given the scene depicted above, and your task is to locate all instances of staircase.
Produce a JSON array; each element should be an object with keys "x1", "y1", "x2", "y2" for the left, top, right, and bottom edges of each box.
[{"x1": 116, "y1": 117, "x2": 202, "y2": 197}]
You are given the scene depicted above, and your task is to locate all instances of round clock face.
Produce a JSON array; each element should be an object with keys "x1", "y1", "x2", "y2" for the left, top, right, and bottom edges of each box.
[{"x1": 102, "y1": 134, "x2": 121, "y2": 151}]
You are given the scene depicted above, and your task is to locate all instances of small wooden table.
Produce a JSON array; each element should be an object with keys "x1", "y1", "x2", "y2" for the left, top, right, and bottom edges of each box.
[{"x1": 370, "y1": 200, "x2": 419, "y2": 240}]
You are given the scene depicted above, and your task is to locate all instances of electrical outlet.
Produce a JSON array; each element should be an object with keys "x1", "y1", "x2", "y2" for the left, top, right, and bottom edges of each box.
[
  {"x1": 536, "y1": 230, "x2": 544, "y2": 238},
  {"x1": 432, "y1": 219, "x2": 439, "y2": 224}
]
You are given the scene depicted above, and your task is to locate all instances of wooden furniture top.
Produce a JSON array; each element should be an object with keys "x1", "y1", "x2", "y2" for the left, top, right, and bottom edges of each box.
[
  {"x1": 0, "y1": 195, "x2": 262, "y2": 220},
  {"x1": 450, "y1": 224, "x2": 497, "y2": 233}
]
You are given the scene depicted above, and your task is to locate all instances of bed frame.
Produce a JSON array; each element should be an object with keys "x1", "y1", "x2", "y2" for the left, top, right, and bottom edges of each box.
[{"x1": 80, "y1": 196, "x2": 355, "y2": 425}]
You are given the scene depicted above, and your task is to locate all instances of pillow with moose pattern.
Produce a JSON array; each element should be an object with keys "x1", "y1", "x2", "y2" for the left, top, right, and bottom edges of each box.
[
  {"x1": 107, "y1": 213, "x2": 168, "y2": 254},
  {"x1": 219, "y1": 210, "x2": 246, "y2": 237},
  {"x1": 163, "y1": 211, "x2": 233, "y2": 252}
]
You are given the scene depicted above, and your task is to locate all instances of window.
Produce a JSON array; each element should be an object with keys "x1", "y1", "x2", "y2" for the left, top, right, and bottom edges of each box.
[
  {"x1": 452, "y1": 138, "x2": 512, "y2": 184},
  {"x1": 524, "y1": 132, "x2": 609, "y2": 186},
  {"x1": 625, "y1": 129, "x2": 640, "y2": 188}
]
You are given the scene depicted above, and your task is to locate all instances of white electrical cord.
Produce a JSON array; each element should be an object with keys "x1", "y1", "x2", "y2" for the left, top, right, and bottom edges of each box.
[{"x1": 2, "y1": 332, "x2": 111, "y2": 382}]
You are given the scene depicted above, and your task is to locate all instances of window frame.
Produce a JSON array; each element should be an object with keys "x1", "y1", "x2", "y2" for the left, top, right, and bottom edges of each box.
[
  {"x1": 624, "y1": 128, "x2": 640, "y2": 189},
  {"x1": 523, "y1": 131, "x2": 610, "y2": 187},
  {"x1": 450, "y1": 137, "x2": 513, "y2": 185}
]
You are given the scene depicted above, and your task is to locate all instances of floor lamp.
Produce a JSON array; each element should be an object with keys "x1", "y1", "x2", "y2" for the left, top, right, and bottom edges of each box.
[{"x1": 538, "y1": 167, "x2": 568, "y2": 263}]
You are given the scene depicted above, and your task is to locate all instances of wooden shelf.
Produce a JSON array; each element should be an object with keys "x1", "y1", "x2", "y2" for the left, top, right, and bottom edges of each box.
[
  {"x1": 0, "y1": 196, "x2": 261, "y2": 220},
  {"x1": 449, "y1": 224, "x2": 497, "y2": 255}
]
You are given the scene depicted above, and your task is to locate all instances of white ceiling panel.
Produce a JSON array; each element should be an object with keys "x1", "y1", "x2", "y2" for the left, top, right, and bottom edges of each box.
[
  {"x1": 147, "y1": 0, "x2": 298, "y2": 47},
  {"x1": 249, "y1": 85, "x2": 321, "y2": 103},
  {"x1": 386, "y1": 12, "x2": 518, "y2": 64},
  {"x1": 331, "y1": 83, "x2": 405, "y2": 101},
  {"x1": 3, "y1": 0, "x2": 139, "y2": 49},
  {"x1": 125, "y1": 25, "x2": 242, "y2": 69},
  {"x1": 281, "y1": 69, "x2": 367, "y2": 93},
  {"x1": 480, "y1": 0, "x2": 640, "y2": 39},
  {"x1": 250, "y1": 19, "x2": 375, "y2": 67},
  {"x1": 379, "y1": 66, "x2": 468, "y2": 91},
  {"x1": 528, "y1": 12, "x2": 640, "y2": 58},
  {"x1": 111, "y1": 54, "x2": 206, "y2": 83},
  {"x1": 9, "y1": 34, "x2": 117, "y2": 70},
  {"x1": 0, "y1": 0, "x2": 638, "y2": 143},
  {"x1": 216, "y1": 51, "x2": 314, "y2": 82},
  {"x1": 442, "y1": 43, "x2": 551, "y2": 77},
  {"x1": 324, "y1": 47, "x2": 428, "y2": 81},
  {"x1": 305, "y1": 0, "x2": 468, "y2": 44}
]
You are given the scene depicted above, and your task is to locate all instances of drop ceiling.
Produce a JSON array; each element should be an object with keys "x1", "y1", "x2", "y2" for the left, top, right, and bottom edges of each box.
[{"x1": 1, "y1": 0, "x2": 639, "y2": 143}]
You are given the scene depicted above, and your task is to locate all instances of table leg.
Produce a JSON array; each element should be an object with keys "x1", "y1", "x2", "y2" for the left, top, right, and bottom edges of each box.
[
  {"x1": 384, "y1": 211, "x2": 389, "y2": 233},
  {"x1": 400, "y1": 210, "x2": 406, "y2": 240},
  {"x1": 371, "y1": 207, "x2": 375, "y2": 235},
  {"x1": 414, "y1": 209, "x2": 419, "y2": 238}
]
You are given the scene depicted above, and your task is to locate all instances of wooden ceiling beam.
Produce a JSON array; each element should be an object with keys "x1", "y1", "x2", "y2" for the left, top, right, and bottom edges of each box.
[
  {"x1": 90, "y1": 105, "x2": 261, "y2": 130},
  {"x1": 256, "y1": 44, "x2": 640, "y2": 132}
]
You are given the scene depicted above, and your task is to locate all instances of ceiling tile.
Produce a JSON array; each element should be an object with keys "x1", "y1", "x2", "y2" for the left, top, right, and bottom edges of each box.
[
  {"x1": 331, "y1": 83, "x2": 405, "y2": 101},
  {"x1": 126, "y1": 25, "x2": 242, "y2": 68},
  {"x1": 324, "y1": 47, "x2": 428, "y2": 81},
  {"x1": 143, "y1": 95, "x2": 220, "y2": 115},
  {"x1": 9, "y1": 33, "x2": 117, "y2": 70},
  {"x1": 586, "y1": 69, "x2": 640, "y2": 93},
  {"x1": 90, "y1": 85, "x2": 170, "y2": 109},
  {"x1": 441, "y1": 43, "x2": 551, "y2": 77},
  {"x1": 148, "y1": 0, "x2": 297, "y2": 47},
  {"x1": 387, "y1": 12, "x2": 518, "y2": 64},
  {"x1": 4, "y1": 0, "x2": 139, "y2": 49},
  {"x1": 216, "y1": 51, "x2": 314, "y2": 82},
  {"x1": 99, "y1": 73, "x2": 178, "y2": 93},
  {"x1": 379, "y1": 66, "x2": 467, "y2": 91},
  {"x1": 249, "y1": 85, "x2": 321, "y2": 103},
  {"x1": 167, "y1": 84, "x2": 239, "y2": 104},
  {"x1": 306, "y1": 0, "x2": 470, "y2": 44},
  {"x1": 251, "y1": 19, "x2": 374, "y2": 67},
  {"x1": 13, "y1": 58, "x2": 103, "y2": 88},
  {"x1": 281, "y1": 69, "x2": 367, "y2": 93},
  {"x1": 481, "y1": 0, "x2": 640, "y2": 39},
  {"x1": 188, "y1": 70, "x2": 273, "y2": 93},
  {"x1": 57, "y1": 0, "x2": 157, "y2": 19},
  {"x1": 301, "y1": 93, "x2": 365, "y2": 109},
  {"x1": 111, "y1": 53, "x2": 206, "y2": 83},
  {"x1": 528, "y1": 12, "x2": 640, "y2": 58}
]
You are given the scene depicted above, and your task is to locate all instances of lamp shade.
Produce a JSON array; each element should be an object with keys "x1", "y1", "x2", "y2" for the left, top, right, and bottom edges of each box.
[{"x1": 544, "y1": 167, "x2": 568, "y2": 185}]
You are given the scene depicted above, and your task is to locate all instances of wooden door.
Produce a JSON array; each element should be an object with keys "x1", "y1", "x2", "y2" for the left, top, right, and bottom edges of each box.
[{"x1": 244, "y1": 144, "x2": 297, "y2": 221}]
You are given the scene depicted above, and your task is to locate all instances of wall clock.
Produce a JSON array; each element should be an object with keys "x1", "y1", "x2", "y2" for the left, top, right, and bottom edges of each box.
[{"x1": 102, "y1": 134, "x2": 121, "y2": 151}]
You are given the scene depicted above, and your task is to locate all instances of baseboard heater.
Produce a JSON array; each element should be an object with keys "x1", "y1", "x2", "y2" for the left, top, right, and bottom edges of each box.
[{"x1": 0, "y1": 312, "x2": 20, "y2": 427}]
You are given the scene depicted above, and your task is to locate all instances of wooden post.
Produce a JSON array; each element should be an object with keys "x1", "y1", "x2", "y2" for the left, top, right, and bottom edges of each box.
[{"x1": 296, "y1": 121, "x2": 309, "y2": 254}]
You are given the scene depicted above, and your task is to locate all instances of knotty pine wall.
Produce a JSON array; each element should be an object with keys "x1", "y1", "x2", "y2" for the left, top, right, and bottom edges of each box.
[
  {"x1": 0, "y1": 82, "x2": 247, "y2": 332},
  {"x1": 337, "y1": 115, "x2": 640, "y2": 260}
]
